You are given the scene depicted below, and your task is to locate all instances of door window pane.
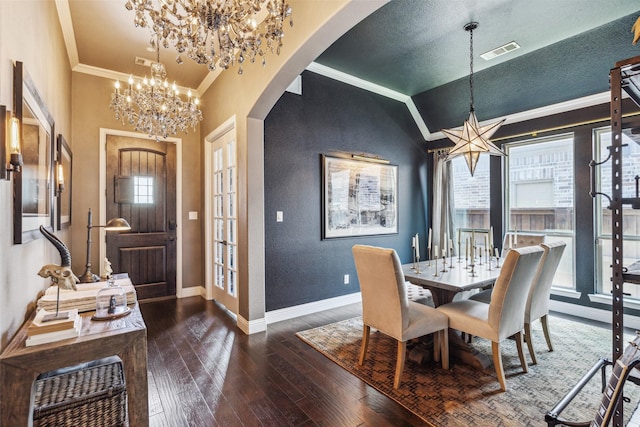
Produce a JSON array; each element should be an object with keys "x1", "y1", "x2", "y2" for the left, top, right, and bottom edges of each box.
[
  {"x1": 133, "y1": 176, "x2": 154, "y2": 204},
  {"x1": 505, "y1": 134, "x2": 575, "y2": 289}
]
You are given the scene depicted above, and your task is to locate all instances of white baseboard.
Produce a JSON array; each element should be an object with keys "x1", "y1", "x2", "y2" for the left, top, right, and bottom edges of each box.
[
  {"x1": 177, "y1": 286, "x2": 203, "y2": 298},
  {"x1": 264, "y1": 292, "x2": 362, "y2": 325},
  {"x1": 549, "y1": 299, "x2": 640, "y2": 330},
  {"x1": 237, "y1": 315, "x2": 267, "y2": 334}
]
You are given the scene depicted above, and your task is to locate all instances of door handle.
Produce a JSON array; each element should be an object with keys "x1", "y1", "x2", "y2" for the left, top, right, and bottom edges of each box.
[
  {"x1": 166, "y1": 236, "x2": 176, "y2": 242},
  {"x1": 221, "y1": 240, "x2": 227, "y2": 246}
]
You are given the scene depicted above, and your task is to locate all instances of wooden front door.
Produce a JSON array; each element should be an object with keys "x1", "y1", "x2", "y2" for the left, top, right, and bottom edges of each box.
[{"x1": 106, "y1": 134, "x2": 177, "y2": 300}]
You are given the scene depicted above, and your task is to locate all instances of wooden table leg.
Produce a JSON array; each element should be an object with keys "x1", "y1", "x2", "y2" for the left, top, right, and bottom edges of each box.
[
  {"x1": 120, "y1": 330, "x2": 149, "y2": 427},
  {"x1": 448, "y1": 330, "x2": 492, "y2": 369},
  {"x1": 1, "y1": 363, "x2": 36, "y2": 426}
]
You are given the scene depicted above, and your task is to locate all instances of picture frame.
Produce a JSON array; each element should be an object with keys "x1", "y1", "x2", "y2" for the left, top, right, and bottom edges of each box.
[
  {"x1": 13, "y1": 61, "x2": 55, "y2": 244},
  {"x1": 322, "y1": 155, "x2": 398, "y2": 239},
  {"x1": 56, "y1": 134, "x2": 72, "y2": 230}
]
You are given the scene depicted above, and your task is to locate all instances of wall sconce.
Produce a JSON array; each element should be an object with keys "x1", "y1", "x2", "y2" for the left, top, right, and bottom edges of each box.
[
  {"x1": 1, "y1": 105, "x2": 24, "y2": 180},
  {"x1": 56, "y1": 162, "x2": 65, "y2": 196},
  {"x1": 79, "y1": 208, "x2": 131, "y2": 283}
]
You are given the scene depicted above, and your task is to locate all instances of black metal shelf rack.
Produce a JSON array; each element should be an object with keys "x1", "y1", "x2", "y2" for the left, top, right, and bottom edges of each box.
[{"x1": 546, "y1": 55, "x2": 640, "y2": 427}]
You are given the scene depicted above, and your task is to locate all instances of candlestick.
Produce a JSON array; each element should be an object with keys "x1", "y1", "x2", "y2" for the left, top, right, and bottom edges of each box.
[
  {"x1": 469, "y1": 261, "x2": 477, "y2": 277},
  {"x1": 472, "y1": 229, "x2": 476, "y2": 253},
  {"x1": 449, "y1": 238, "x2": 454, "y2": 268},
  {"x1": 412, "y1": 236, "x2": 416, "y2": 270},
  {"x1": 433, "y1": 255, "x2": 439, "y2": 277},
  {"x1": 489, "y1": 226, "x2": 493, "y2": 249},
  {"x1": 465, "y1": 237, "x2": 469, "y2": 268}
]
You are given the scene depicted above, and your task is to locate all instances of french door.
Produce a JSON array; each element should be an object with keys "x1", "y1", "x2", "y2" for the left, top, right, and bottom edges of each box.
[{"x1": 207, "y1": 127, "x2": 238, "y2": 314}]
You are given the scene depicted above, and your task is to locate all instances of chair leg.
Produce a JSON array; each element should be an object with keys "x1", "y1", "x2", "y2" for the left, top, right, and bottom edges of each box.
[
  {"x1": 491, "y1": 341, "x2": 507, "y2": 392},
  {"x1": 359, "y1": 325, "x2": 370, "y2": 366},
  {"x1": 394, "y1": 341, "x2": 407, "y2": 389},
  {"x1": 514, "y1": 331, "x2": 528, "y2": 373},
  {"x1": 541, "y1": 315, "x2": 553, "y2": 352},
  {"x1": 524, "y1": 322, "x2": 537, "y2": 365},
  {"x1": 433, "y1": 332, "x2": 440, "y2": 363},
  {"x1": 440, "y1": 329, "x2": 449, "y2": 370}
]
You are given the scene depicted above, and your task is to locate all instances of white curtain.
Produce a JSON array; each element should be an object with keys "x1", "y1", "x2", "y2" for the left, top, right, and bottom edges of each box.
[{"x1": 432, "y1": 151, "x2": 456, "y2": 257}]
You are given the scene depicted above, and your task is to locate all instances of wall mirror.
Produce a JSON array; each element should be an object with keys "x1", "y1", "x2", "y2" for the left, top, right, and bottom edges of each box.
[
  {"x1": 13, "y1": 61, "x2": 55, "y2": 244},
  {"x1": 56, "y1": 134, "x2": 72, "y2": 230}
]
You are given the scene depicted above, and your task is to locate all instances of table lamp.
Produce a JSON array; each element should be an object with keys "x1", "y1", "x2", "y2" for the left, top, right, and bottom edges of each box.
[{"x1": 78, "y1": 208, "x2": 131, "y2": 283}]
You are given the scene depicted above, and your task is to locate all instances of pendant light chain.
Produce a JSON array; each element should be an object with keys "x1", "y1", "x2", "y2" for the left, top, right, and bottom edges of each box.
[
  {"x1": 467, "y1": 22, "x2": 476, "y2": 112},
  {"x1": 442, "y1": 21, "x2": 506, "y2": 177}
]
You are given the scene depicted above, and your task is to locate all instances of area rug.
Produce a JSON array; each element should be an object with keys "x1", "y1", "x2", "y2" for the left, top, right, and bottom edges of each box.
[{"x1": 296, "y1": 316, "x2": 640, "y2": 426}]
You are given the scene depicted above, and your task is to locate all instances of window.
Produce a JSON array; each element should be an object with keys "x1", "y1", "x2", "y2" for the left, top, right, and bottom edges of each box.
[
  {"x1": 505, "y1": 134, "x2": 575, "y2": 289},
  {"x1": 451, "y1": 154, "x2": 490, "y2": 231},
  {"x1": 594, "y1": 127, "x2": 640, "y2": 298}
]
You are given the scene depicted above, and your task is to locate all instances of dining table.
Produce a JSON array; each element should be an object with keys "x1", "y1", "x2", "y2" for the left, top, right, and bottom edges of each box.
[{"x1": 402, "y1": 256, "x2": 502, "y2": 369}]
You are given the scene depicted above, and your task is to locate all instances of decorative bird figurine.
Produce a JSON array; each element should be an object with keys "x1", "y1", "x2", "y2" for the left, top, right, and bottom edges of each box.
[{"x1": 633, "y1": 16, "x2": 640, "y2": 45}]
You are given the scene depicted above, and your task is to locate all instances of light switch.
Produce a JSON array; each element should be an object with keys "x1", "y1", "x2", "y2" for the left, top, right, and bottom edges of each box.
[
  {"x1": 188, "y1": 211, "x2": 198, "y2": 220},
  {"x1": 276, "y1": 211, "x2": 283, "y2": 222}
]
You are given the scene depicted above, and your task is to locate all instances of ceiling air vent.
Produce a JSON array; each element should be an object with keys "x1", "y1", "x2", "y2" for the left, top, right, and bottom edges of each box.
[
  {"x1": 480, "y1": 41, "x2": 521, "y2": 61},
  {"x1": 134, "y1": 56, "x2": 154, "y2": 67}
]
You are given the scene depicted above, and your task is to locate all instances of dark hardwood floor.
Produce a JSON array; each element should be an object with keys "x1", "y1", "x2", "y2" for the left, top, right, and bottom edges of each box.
[{"x1": 140, "y1": 297, "x2": 427, "y2": 426}]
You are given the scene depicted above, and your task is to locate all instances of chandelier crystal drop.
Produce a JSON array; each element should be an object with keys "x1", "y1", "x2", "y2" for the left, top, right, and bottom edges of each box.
[
  {"x1": 124, "y1": 0, "x2": 293, "y2": 75},
  {"x1": 443, "y1": 22, "x2": 505, "y2": 176},
  {"x1": 109, "y1": 42, "x2": 203, "y2": 141}
]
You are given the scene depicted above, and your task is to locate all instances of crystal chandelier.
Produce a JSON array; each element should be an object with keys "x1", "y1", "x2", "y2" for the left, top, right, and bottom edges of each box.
[
  {"x1": 109, "y1": 38, "x2": 203, "y2": 141},
  {"x1": 125, "y1": 0, "x2": 293, "y2": 75},
  {"x1": 443, "y1": 22, "x2": 505, "y2": 176}
]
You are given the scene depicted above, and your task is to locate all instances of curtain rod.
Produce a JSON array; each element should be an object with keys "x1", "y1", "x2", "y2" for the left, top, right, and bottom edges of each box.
[{"x1": 426, "y1": 111, "x2": 640, "y2": 152}]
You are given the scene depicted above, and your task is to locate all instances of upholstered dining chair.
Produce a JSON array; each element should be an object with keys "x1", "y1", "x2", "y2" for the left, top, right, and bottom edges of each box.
[
  {"x1": 352, "y1": 245, "x2": 449, "y2": 389},
  {"x1": 470, "y1": 241, "x2": 566, "y2": 365},
  {"x1": 437, "y1": 246, "x2": 545, "y2": 391},
  {"x1": 501, "y1": 232, "x2": 545, "y2": 257}
]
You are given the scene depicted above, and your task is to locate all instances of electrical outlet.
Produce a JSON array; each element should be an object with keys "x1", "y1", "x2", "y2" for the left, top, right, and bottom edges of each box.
[
  {"x1": 343, "y1": 274, "x2": 349, "y2": 285},
  {"x1": 276, "y1": 211, "x2": 283, "y2": 222}
]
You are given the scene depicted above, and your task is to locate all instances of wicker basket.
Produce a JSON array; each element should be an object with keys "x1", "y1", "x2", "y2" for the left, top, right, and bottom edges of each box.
[{"x1": 32, "y1": 356, "x2": 127, "y2": 427}]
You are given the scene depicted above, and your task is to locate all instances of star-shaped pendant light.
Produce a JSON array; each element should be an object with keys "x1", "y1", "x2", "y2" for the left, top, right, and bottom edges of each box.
[{"x1": 443, "y1": 22, "x2": 506, "y2": 176}]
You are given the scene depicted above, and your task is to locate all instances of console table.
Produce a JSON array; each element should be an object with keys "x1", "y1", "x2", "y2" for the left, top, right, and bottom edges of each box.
[{"x1": 0, "y1": 304, "x2": 148, "y2": 426}]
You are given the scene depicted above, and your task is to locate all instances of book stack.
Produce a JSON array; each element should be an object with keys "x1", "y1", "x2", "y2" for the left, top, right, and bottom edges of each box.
[
  {"x1": 26, "y1": 308, "x2": 82, "y2": 347},
  {"x1": 37, "y1": 277, "x2": 137, "y2": 313}
]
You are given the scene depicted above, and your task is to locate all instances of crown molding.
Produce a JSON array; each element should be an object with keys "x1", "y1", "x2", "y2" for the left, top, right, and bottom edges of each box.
[
  {"x1": 72, "y1": 63, "x2": 201, "y2": 97},
  {"x1": 55, "y1": 0, "x2": 79, "y2": 68},
  {"x1": 428, "y1": 91, "x2": 613, "y2": 141},
  {"x1": 306, "y1": 62, "x2": 431, "y2": 140}
]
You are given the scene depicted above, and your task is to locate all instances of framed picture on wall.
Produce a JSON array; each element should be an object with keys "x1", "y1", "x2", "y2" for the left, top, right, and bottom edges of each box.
[{"x1": 322, "y1": 155, "x2": 398, "y2": 239}]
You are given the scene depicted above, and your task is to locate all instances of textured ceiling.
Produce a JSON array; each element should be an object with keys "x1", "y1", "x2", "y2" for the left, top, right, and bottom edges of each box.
[
  {"x1": 68, "y1": 0, "x2": 209, "y2": 90},
  {"x1": 316, "y1": 0, "x2": 640, "y2": 132},
  {"x1": 63, "y1": 0, "x2": 640, "y2": 135}
]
